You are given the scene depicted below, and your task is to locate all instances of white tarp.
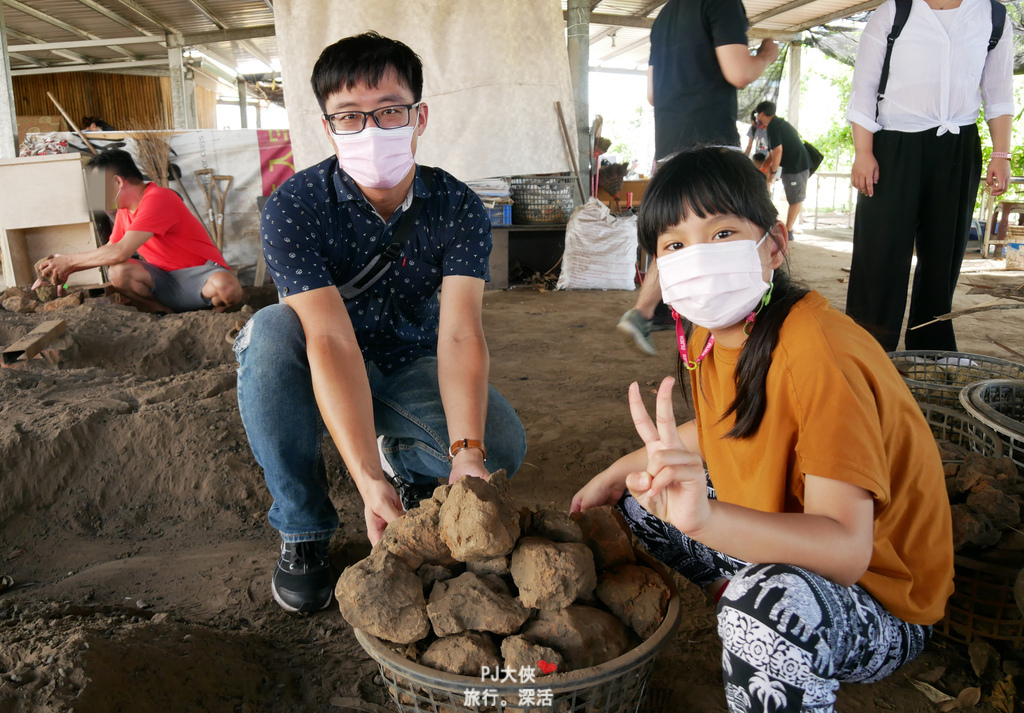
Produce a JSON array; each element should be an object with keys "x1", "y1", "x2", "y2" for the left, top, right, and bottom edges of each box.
[{"x1": 275, "y1": 0, "x2": 579, "y2": 182}]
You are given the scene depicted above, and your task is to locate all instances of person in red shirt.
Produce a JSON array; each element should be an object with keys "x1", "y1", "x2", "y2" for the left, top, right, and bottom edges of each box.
[{"x1": 38, "y1": 149, "x2": 242, "y2": 313}]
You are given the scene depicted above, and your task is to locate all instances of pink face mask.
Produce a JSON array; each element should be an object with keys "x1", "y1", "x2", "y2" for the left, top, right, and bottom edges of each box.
[{"x1": 330, "y1": 124, "x2": 417, "y2": 189}]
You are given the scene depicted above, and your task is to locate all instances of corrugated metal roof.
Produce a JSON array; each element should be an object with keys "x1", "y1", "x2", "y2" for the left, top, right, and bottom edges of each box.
[{"x1": 3, "y1": 0, "x2": 879, "y2": 76}]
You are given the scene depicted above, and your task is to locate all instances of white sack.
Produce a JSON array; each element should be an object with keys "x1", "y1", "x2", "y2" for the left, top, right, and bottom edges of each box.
[{"x1": 556, "y1": 198, "x2": 638, "y2": 291}]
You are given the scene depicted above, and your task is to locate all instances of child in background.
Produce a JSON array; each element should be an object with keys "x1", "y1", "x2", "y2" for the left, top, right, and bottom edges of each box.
[{"x1": 572, "y1": 147, "x2": 952, "y2": 713}]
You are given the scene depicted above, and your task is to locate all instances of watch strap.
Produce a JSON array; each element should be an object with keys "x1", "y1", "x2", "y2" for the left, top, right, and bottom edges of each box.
[{"x1": 449, "y1": 438, "x2": 486, "y2": 460}]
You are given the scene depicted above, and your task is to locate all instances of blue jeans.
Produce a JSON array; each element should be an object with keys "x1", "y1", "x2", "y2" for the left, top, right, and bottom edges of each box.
[{"x1": 234, "y1": 303, "x2": 527, "y2": 542}]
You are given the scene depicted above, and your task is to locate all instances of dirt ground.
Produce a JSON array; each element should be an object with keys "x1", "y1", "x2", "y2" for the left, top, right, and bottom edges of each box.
[{"x1": 2, "y1": 220, "x2": 1024, "y2": 713}]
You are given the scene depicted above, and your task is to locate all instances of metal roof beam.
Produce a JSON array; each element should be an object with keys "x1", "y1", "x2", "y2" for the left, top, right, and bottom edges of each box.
[
  {"x1": 176, "y1": 0, "x2": 275, "y2": 71},
  {"x1": 578, "y1": 12, "x2": 653, "y2": 29},
  {"x1": 167, "y1": 24, "x2": 276, "y2": 46},
  {"x1": 596, "y1": 34, "x2": 650, "y2": 62},
  {"x1": 71, "y1": 0, "x2": 156, "y2": 37},
  {"x1": 3, "y1": 0, "x2": 140, "y2": 60},
  {"x1": 11, "y1": 58, "x2": 167, "y2": 76},
  {"x1": 5, "y1": 27, "x2": 93, "y2": 64},
  {"x1": 9, "y1": 52, "x2": 48, "y2": 67},
  {"x1": 588, "y1": 1, "x2": 665, "y2": 44},
  {"x1": 749, "y1": 0, "x2": 820, "y2": 25},
  {"x1": 785, "y1": 0, "x2": 884, "y2": 31},
  {"x1": 9, "y1": 36, "x2": 163, "y2": 52}
]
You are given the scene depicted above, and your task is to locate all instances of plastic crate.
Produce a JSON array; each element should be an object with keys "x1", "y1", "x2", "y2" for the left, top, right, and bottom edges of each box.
[
  {"x1": 510, "y1": 175, "x2": 576, "y2": 224},
  {"x1": 486, "y1": 205, "x2": 511, "y2": 226},
  {"x1": 937, "y1": 552, "x2": 1024, "y2": 649}
]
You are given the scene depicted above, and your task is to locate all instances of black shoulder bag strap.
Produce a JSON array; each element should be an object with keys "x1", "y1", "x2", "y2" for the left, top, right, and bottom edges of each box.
[
  {"x1": 989, "y1": 0, "x2": 1006, "y2": 51},
  {"x1": 876, "y1": 0, "x2": 913, "y2": 121},
  {"x1": 337, "y1": 166, "x2": 434, "y2": 300}
]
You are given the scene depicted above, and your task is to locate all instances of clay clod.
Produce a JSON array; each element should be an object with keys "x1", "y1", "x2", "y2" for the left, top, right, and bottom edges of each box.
[
  {"x1": 374, "y1": 497, "x2": 456, "y2": 570},
  {"x1": 595, "y1": 564, "x2": 670, "y2": 639},
  {"x1": 500, "y1": 635, "x2": 564, "y2": 677},
  {"x1": 335, "y1": 550, "x2": 430, "y2": 644},
  {"x1": 427, "y1": 572, "x2": 529, "y2": 637},
  {"x1": 439, "y1": 471, "x2": 520, "y2": 561},
  {"x1": 419, "y1": 631, "x2": 502, "y2": 677},
  {"x1": 572, "y1": 505, "x2": 636, "y2": 570},
  {"x1": 520, "y1": 604, "x2": 635, "y2": 671},
  {"x1": 510, "y1": 537, "x2": 596, "y2": 610}
]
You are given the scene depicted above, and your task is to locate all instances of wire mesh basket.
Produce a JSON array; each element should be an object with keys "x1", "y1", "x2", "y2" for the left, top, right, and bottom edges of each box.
[
  {"x1": 960, "y1": 379, "x2": 1024, "y2": 471},
  {"x1": 510, "y1": 175, "x2": 577, "y2": 225},
  {"x1": 889, "y1": 351, "x2": 1024, "y2": 410},
  {"x1": 917, "y1": 402, "x2": 1004, "y2": 459},
  {"x1": 353, "y1": 557, "x2": 682, "y2": 712},
  {"x1": 936, "y1": 551, "x2": 1024, "y2": 649},
  {"x1": 921, "y1": 403, "x2": 1016, "y2": 646}
]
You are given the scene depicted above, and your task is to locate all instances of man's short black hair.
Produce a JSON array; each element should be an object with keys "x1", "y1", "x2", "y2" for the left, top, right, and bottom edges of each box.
[
  {"x1": 752, "y1": 151, "x2": 767, "y2": 165},
  {"x1": 88, "y1": 148, "x2": 145, "y2": 182},
  {"x1": 310, "y1": 32, "x2": 423, "y2": 113},
  {"x1": 754, "y1": 101, "x2": 777, "y2": 117}
]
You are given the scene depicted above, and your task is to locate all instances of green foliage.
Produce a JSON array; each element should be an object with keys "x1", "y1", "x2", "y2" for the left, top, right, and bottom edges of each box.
[{"x1": 807, "y1": 68, "x2": 854, "y2": 171}]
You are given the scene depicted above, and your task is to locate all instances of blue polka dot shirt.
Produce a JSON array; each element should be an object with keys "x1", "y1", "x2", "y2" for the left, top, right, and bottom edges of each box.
[{"x1": 261, "y1": 157, "x2": 492, "y2": 374}]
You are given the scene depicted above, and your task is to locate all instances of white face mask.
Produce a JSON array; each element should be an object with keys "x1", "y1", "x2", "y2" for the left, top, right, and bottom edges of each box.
[
  {"x1": 658, "y1": 231, "x2": 773, "y2": 330},
  {"x1": 330, "y1": 124, "x2": 416, "y2": 190}
]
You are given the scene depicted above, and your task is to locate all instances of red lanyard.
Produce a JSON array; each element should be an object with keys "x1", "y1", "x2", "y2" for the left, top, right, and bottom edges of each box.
[{"x1": 673, "y1": 310, "x2": 758, "y2": 371}]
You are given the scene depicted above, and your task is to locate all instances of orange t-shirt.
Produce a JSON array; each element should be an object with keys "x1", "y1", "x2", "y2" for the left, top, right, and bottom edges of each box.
[
  {"x1": 689, "y1": 291, "x2": 953, "y2": 625},
  {"x1": 111, "y1": 183, "x2": 228, "y2": 272}
]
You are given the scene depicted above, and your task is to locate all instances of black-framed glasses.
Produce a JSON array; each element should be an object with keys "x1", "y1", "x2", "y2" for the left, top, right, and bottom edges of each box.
[{"x1": 323, "y1": 103, "x2": 421, "y2": 135}]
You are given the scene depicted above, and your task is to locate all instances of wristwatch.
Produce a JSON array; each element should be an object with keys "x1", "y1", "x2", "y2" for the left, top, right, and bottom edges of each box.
[{"x1": 449, "y1": 438, "x2": 486, "y2": 460}]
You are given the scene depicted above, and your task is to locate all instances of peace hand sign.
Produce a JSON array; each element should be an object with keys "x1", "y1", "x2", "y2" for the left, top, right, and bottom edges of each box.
[{"x1": 625, "y1": 377, "x2": 711, "y2": 535}]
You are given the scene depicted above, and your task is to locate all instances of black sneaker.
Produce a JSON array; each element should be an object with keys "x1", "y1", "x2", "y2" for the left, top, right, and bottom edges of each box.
[
  {"x1": 271, "y1": 540, "x2": 334, "y2": 613},
  {"x1": 387, "y1": 475, "x2": 438, "y2": 511},
  {"x1": 378, "y1": 436, "x2": 437, "y2": 510}
]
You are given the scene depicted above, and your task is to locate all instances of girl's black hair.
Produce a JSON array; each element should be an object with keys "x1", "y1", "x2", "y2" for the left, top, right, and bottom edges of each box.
[{"x1": 638, "y1": 147, "x2": 809, "y2": 439}]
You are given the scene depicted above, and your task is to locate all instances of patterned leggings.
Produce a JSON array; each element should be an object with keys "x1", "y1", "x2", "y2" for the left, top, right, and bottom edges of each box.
[{"x1": 617, "y1": 492, "x2": 930, "y2": 713}]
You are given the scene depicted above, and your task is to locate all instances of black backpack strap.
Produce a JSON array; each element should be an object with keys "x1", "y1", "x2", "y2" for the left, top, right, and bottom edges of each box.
[
  {"x1": 337, "y1": 166, "x2": 434, "y2": 300},
  {"x1": 876, "y1": 0, "x2": 912, "y2": 120},
  {"x1": 989, "y1": 0, "x2": 1006, "y2": 51}
]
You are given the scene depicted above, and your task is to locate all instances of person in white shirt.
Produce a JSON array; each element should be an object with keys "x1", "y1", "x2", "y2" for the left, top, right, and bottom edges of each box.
[{"x1": 844, "y1": 0, "x2": 1013, "y2": 353}]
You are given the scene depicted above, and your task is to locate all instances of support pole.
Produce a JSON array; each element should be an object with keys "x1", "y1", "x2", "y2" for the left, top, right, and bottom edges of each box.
[
  {"x1": 183, "y1": 67, "x2": 198, "y2": 129},
  {"x1": 0, "y1": 2, "x2": 19, "y2": 157},
  {"x1": 168, "y1": 46, "x2": 188, "y2": 129},
  {"x1": 237, "y1": 77, "x2": 248, "y2": 129},
  {"x1": 787, "y1": 40, "x2": 802, "y2": 130},
  {"x1": 566, "y1": 0, "x2": 590, "y2": 202}
]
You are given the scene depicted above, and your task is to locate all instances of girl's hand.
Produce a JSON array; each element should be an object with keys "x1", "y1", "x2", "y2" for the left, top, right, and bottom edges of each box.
[
  {"x1": 851, "y1": 151, "x2": 879, "y2": 197},
  {"x1": 571, "y1": 469, "x2": 627, "y2": 514},
  {"x1": 625, "y1": 378, "x2": 711, "y2": 534}
]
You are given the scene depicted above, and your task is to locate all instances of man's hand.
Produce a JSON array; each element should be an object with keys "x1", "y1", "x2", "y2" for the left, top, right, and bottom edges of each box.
[
  {"x1": 851, "y1": 151, "x2": 880, "y2": 197},
  {"x1": 756, "y1": 39, "x2": 779, "y2": 64},
  {"x1": 625, "y1": 378, "x2": 710, "y2": 534},
  {"x1": 448, "y1": 446, "x2": 489, "y2": 485},
  {"x1": 360, "y1": 477, "x2": 404, "y2": 545},
  {"x1": 36, "y1": 254, "x2": 76, "y2": 286},
  {"x1": 987, "y1": 158, "x2": 1011, "y2": 197}
]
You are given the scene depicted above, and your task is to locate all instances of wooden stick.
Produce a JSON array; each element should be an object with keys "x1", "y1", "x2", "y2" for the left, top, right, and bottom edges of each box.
[
  {"x1": 988, "y1": 336, "x2": 1024, "y2": 361},
  {"x1": 555, "y1": 101, "x2": 586, "y2": 203},
  {"x1": 910, "y1": 301, "x2": 1024, "y2": 329},
  {"x1": 46, "y1": 92, "x2": 97, "y2": 155},
  {"x1": 2, "y1": 320, "x2": 67, "y2": 365}
]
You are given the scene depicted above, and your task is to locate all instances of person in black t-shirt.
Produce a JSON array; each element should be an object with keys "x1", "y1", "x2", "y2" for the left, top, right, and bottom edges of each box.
[
  {"x1": 755, "y1": 100, "x2": 812, "y2": 233},
  {"x1": 618, "y1": 0, "x2": 779, "y2": 356}
]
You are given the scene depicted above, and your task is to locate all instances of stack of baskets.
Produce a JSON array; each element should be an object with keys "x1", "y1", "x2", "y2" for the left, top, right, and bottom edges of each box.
[
  {"x1": 890, "y1": 351, "x2": 1024, "y2": 647},
  {"x1": 509, "y1": 175, "x2": 577, "y2": 225}
]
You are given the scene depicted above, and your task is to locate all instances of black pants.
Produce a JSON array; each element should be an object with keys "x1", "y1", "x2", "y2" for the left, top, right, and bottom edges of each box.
[{"x1": 846, "y1": 125, "x2": 982, "y2": 352}]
